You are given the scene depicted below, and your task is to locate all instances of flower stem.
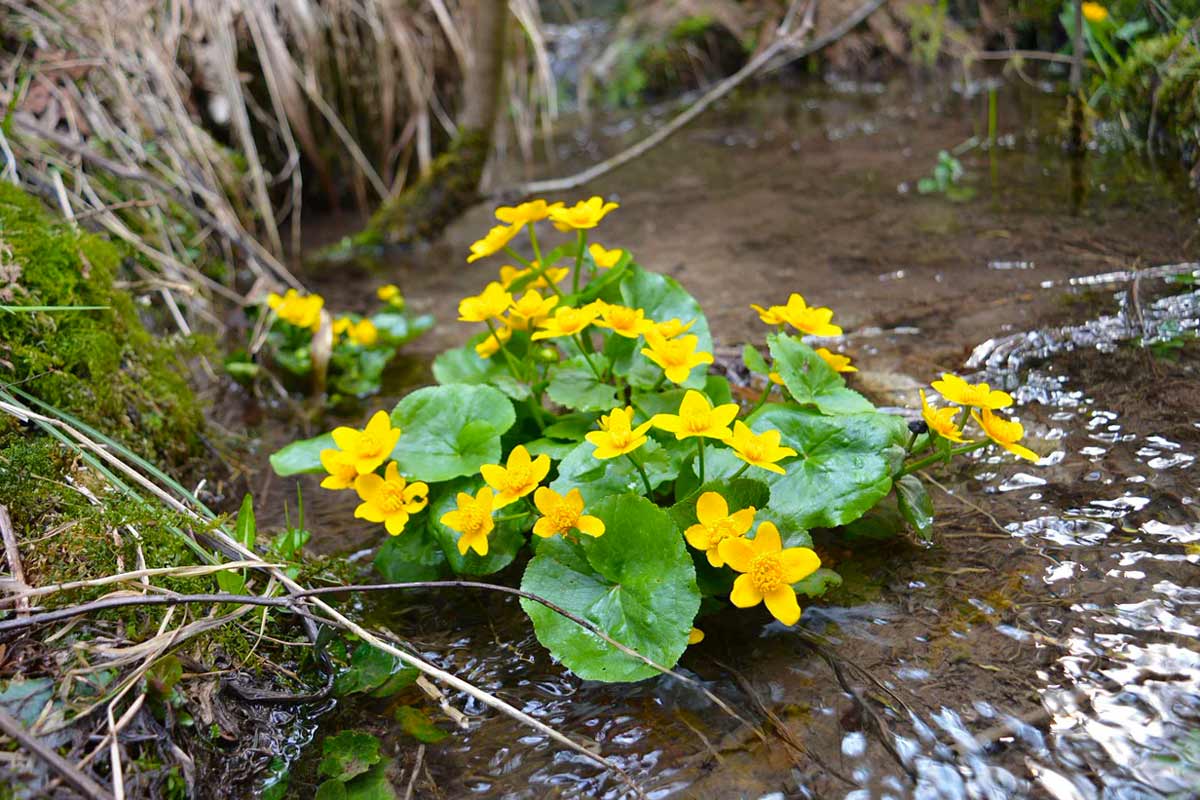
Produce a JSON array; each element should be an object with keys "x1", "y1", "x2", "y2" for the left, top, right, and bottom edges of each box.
[
  {"x1": 730, "y1": 462, "x2": 750, "y2": 480},
  {"x1": 573, "y1": 335, "x2": 603, "y2": 380},
  {"x1": 625, "y1": 452, "x2": 653, "y2": 495},
  {"x1": 526, "y1": 225, "x2": 564, "y2": 299},
  {"x1": 495, "y1": 510, "x2": 531, "y2": 523},
  {"x1": 503, "y1": 246, "x2": 534, "y2": 269},
  {"x1": 752, "y1": 381, "x2": 772, "y2": 412},
  {"x1": 697, "y1": 437, "x2": 706, "y2": 485},
  {"x1": 897, "y1": 440, "x2": 989, "y2": 477},
  {"x1": 572, "y1": 230, "x2": 586, "y2": 294},
  {"x1": 487, "y1": 319, "x2": 544, "y2": 432}
]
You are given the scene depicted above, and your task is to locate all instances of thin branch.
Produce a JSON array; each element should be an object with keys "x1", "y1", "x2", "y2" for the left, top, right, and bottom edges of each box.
[
  {"x1": 509, "y1": 0, "x2": 885, "y2": 196},
  {"x1": 0, "y1": 505, "x2": 29, "y2": 616},
  {"x1": 0, "y1": 706, "x2": 116, "y2": 800}
]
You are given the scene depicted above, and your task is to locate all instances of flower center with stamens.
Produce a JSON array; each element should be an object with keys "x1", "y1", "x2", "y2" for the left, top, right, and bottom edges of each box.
[
  {"x1": 457, "y1": 506, "x2": 488, "y2": 535},
  {"x1": 684, "y1": 411, "x2": 712, "y2": 433},
  {"x1": 501, "y1": 464, "x2": 531, "y2": 494},
  {"x1": 352, "y1": 432, "x2": 385, "y2": 460},
  {"x1": 549, "y1": 506, "x2": 578, "y2": 532},
  {"x1": 704, "y1": 520, "x2": 738, "y2": 549},
  {"x1": 377, "y1": 483, "x2": 408, "y2": 514},
  {"x1": 749, "y1": 554, "x2": 784, "y2": 593}
]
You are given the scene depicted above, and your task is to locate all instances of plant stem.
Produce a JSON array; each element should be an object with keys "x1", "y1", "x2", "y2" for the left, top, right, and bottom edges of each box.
[
  {"x1": 730, "y1": 462, "x2": 750, "y2": 480},
  {"x1": 625, "y1": 452, "x2": 653, "y2": 495},
  {"x1": 494, "y1": 510, "x2": 531, "y2": 523},
  {"x1": 696, "y1": 437, "x2": 706, "y2": 484},
  {"x1": 573, "y1": 334, "x2": 603, "y2": 381},
  {"x1": 898, "y1": 440, "x2": 988, "y2": 477},
  {"x1": 503, "y1": 246, "x2": 533, "y2": 269},
  {"x1": 525, "y1": 225, "x2": 564, "y2": 298},
  {"x1": 572, "y1": 230, "x2": 586, "y2": 294},
  {"x1": 752, "y1": 382, "x2": 773, "y2": 412},
  {"x1": 486, "y1": 320, "x2": 544, "y2": 432}
]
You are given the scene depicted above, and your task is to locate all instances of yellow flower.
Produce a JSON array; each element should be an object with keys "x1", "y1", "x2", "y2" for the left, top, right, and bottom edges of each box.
[
  {"x1": 329, "y1": 411, "x2": 402, "y2": 475},
  {"x1": 641, "y1": 332, "x2": 714, "y2": 384},
  {"x1": 467, "y1": 224, "x2": 520, "y2": 263},
  {"x1": 532, "y1": 487, "x2": 605, "y2": 539},
  {"x1": 458, "y1": 281, "x2": 514, "y2": 323},
  {"x1": 777, "y1": 294, "x2": 842, "y2": 337},
  {"x1": 588, "y1": 243, "x2": 623, "y2": 268},
  {"x1": 687, "y1": 627, "x2": 705, "y2": 645},
  {"x1": 495, "y1": 199, "x2": 562, "y2": 226},
  {"x1": 655, "y1": 318, "x2": 695, "y2": 339},
  {"x1": 930, "y1": 373, "x2": 1013, "y2": 410},
  {"x1": 376, "y1": 284, "x2": 404, "y2": 307},
  {"x1": 508, "y1": 289, "x2": 559, "y2": 331},
  {"x1": 815, "y1": 347, "x2": 856, "y2": 373},
  {"x1": 684, "y1": 491, "x2": 756, "y2": 567},
  {"x1": 750, "y1": 303, "x2": 786, "y2": 326},
  {"x1": 334, "y1": 317, "x2": 379, "y2": 347},
  {"x1": 651, "y1": 390, "x2": 738, "y2": 442},
  {"x1": 549, "y1": 196, "x2": 619, "y2": 231},
  {"x1": 475, "y1": 324, "x2": 512, "y2": 359},
  {"x1": 531, "y1": 304, "x2": 600, "y2": 341},
  {"x1": 972, "y1": 409, "x2": 1039, "y2": 462},
  {"x1": 727, "y1": 421, "x2": 798, "y2": 474},
  {"x1": 585, "y1": 406, "x2": 653, "y2": 459},
  {"x1": 718, "y1": 522, "x2": 820, "y2": 626},
  {"x1": 440, "y1": 487, "x2": 496, "y2": 556},
  {"x1": 1082, "y1": 2, "x2": 1108, "y2": 22},
  {"x1": 480, "y1": 445, "x2": 551, "y2": 509},
  {"x1": 267, "y1": 289, "x2": 324, "y2": 332},
  {"x1": 594, "y1": 303, "x2": 654, "y2": 339},
  {"x1": 319, "y1": 449, "x2": 358, "y2": 490},
  {"x1": 920, "y1": 389, "x2": 968, "y2": 443},
  {"x1": 353, "y1": 462, "x2": 429, "y2": 536},
  {"x1": 498, "y1": 263, "x2": 570, "y2": 290}
]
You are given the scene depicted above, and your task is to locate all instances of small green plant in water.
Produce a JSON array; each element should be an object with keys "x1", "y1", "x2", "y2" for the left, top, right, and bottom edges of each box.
[
  {"x1": 917, "y1": 150, "x2": 974, "y2": 201},
  {"x1": 242, "y1": 283, "x2": 433, "y2": 398},
  {"x1": 271, "y1": 197, "x2": 1039, "y2": 682}
]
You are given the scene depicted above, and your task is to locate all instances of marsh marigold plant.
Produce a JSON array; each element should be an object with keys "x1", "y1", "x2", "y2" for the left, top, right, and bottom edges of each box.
[{"x1": 271, "y1": 195, "x2": 1042, "y2": 685}]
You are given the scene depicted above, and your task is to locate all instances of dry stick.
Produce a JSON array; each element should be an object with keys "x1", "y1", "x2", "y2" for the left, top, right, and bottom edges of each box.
[
  {"x1": 0, "y1": 561, "x2": 278, "y2": 606},
  {"x1": 301, "y1": 582, "x2": 755, "y2": 731},
  {"x1": 0, "y1": 505, "x2": 29, "y2": 617},
  {"x1": 511, "y1": 0, "x2": 885, "y2": 196},
  {"x1": 0, "y1": 706, "x2": 116, "y2": 800},
  {"x1": 0, "y1": 407, "x2": 645, "y2": 795}
]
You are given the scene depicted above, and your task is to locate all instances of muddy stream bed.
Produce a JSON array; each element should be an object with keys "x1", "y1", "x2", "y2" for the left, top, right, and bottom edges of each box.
[{"x1": 219, "y1": 77, "x2": 1200, "y2": 798}]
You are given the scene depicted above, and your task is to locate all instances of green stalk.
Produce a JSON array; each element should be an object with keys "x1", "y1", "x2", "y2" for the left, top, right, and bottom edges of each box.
[
  {"x1": 572, "y1": 230, "x2": 586, "y2": 294},
  {"x1": 625, "y1": 452, "x2": 653, "y2": 495},
  {"x1": 525, "y1": 225, "x2": 564, "y2": 298},
  {"x1": 752, "y1": 381, "x2": 773, "y2": 412},
  {"x1": 503, "y1": 246, "x2": 534, "y2": 269},
  {"x1": 572, "y1": 334, "x2": 603, "y2": 381},
  {"x1": 486, "y1": 320, "x2": 544, "y2": 432},
  {"x1": 495, "y1": 510, "x2": 532, "y2": 523},
  {"x1": 730, "y1": 462, "x2": 750, "y2": 480},
  {"x1": 1, "y1": 305, "x2": 109, "y2": 313},
  {"x1": 696, "y1": 437, "x2": 706, "y2": 484},
  {"x1": 897, "y1": 440, "x2": 989, "y2": 477}
]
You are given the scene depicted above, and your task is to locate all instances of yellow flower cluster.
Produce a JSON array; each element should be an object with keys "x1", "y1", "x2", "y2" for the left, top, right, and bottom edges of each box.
[
  {"x1": 751, "y1": 293, "x2": 842, "y2": 337},
  {"x1": 318, "y1": 412, "x2": 429, "y2": 536},
  {"x1": 333, "y1": 316, "x2": 379, "y2": 347},
  {"x1": 441, "y1": 445, "x2": 605, "y2": 556},
  {"x1": 267, "y1": 289, "x2": 325, "y2": 332},
  {"x1": 923, "y1": 373, "x2": 1039, "y2": 461}
]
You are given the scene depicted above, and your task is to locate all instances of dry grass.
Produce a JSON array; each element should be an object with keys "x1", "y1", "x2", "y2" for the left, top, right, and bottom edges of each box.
[{"x1": 0, "y1": 0, "x2": 560, "y2": 331}]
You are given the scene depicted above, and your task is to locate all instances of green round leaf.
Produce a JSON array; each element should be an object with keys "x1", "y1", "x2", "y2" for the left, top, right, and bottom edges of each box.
[
  {"x1": 767, "y1": 333, "x2": 874, "y2": 415},
  {"x1": 370, "y1": 311, "x2": 434, "y2": 346},
  {"x1": 318, "y1": 731, "x2": 381, "y2": 782},
  {"x1": 373, "y1": 526, "x2": 446, "y2": 582},
  {"x1": 546, "y1": 354, "x2": 618, "y2": 412},
  {"x1": 269, "y1": 432, "x2": 335, "y2": 476},
  {"x1": 748, "y1": 404, "x2": 908, "y2": 530},
  {"x1": 389, "y1": 385, "x2": 515, "y2": 482},
  {"x1": 432, "y1": 343, "x2": 529, "y2": 400},
  {"x1": 520, "y1": 494, "x2": 700, "y2": 682}
]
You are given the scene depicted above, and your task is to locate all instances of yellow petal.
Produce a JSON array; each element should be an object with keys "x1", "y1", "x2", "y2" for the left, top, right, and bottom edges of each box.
[
  {"x1": 752, "y1": 521, "x2": 782, "y2": 554},
  {"x1": 695, "y1": 492, "x2": 728, "y2": 526},
  {"x1": 729, "y1": 574, "x2": 763, "y2": 608},
  {"x1": 729, "y1": 507, "x2": 757, "y2": 535},
  {"x1": 576, "y1": 515, "x2": 605, "y2": 537},
  {"x1": 762, "y1": 585, "x2": 801, "y2": 626},
  {"x1": 779, "y1": 547, "x2": 821, "y2": 584},
  {"x1": 719, "y1": 538, "x2": 755, "y2": 573}
]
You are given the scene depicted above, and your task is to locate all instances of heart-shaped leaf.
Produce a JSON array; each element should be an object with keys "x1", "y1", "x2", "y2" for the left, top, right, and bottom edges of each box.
[{"x1": 390, "y1": 385, "x2": 515, "y2": 482}]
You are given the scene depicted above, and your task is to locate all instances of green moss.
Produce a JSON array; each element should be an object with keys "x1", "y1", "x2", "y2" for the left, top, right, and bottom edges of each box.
[
  {"x1": 0, "y1": 183, "x2": 201, "y2": 466},
  {"x1": 1104, "y1": 25, "x2": 1200, "y2": 164}
]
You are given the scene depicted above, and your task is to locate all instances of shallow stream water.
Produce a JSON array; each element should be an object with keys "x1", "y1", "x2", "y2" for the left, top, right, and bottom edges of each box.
[{"x1": 231, "y1": 75, "x2": 1200, "y2": 799}]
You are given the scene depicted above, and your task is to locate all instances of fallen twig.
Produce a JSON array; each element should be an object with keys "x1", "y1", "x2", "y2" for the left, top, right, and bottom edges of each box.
[
  {"x1": 509, "y1": 0, "x2": 886, "y2": 196},
  {"x1": 0, "y1": 706, "x2": 116, "y2": 800},
  {"x1": 0, "y1": 505, "x2": 29, "y2": 617}
]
